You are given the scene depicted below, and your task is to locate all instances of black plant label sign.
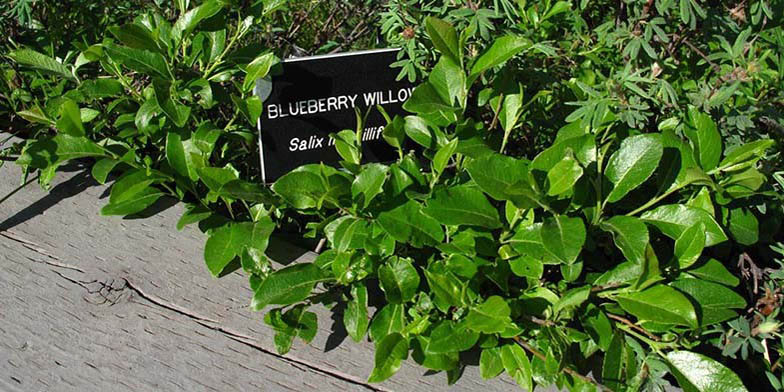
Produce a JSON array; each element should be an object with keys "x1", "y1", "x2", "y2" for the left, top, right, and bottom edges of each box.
[{"x1": 256, "y1": 48, "x2": 414, "y2": 182}]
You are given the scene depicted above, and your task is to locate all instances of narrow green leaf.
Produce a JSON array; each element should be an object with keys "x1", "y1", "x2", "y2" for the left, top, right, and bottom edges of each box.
[
  {"x1": 685, "y1": 108, "x2": 722, "y2": 171},
  {"x1": 602, "y1": 333, "x2": 625, "y2": 391},
  {"x1": 470, "y1": 35, "x2": 531, "y2": 77},
  {"x1": 9, "y1": 48, "x2": 74, "y2": 81},
  {"x1": 500, "y1": 344, "x2": 533, "y2": 391},
  {"x1": 344, "y1": 283, "x2": 370, "y2": 342}
]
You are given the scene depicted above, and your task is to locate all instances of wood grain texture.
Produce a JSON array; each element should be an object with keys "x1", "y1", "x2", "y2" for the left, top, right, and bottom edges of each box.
[{"x1": 0, "y1": 155, "x2": 528, "y2": 391}]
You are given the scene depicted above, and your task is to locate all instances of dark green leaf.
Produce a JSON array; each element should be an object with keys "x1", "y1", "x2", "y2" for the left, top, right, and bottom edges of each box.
[
  {"x1": 600, "y1": 216, "x2": 649, "y2": 264},
  {"x1": 351, "y1": 163, "x2": 388, "y2": 209},
  {"x1": 728, "y1": 208, "x2": 758, "y2": 245},
  {"x1": 369, "y1": 304, "x2": 405, "y2": 343},
  {"x1": 465, "y1": 296, "x2": 512, "y2": 333},
  {"x1": 206, "y1": 219, "x2": 275, "y2": 278},
  {"x1": 541, "y1": 215, "x2": 586, "y2": 264},
  {"x1": 17, "y1": 134, "x2": 105, "y2": 170},
  {"x1": 344, "y1": 283, "x2": 369, "y2": 342},
  {"x1": 466, "y1": 153, "x2": 529, "y2": 200},
  {"x1": 674, "y1": 223, "x2": 706, "y2": 268},
  {"x1": 686, "y1": 258, "x2": 739, "y2": 287},
  {"x1": 641, "y1": 204, "x2": 727, "y2": 246},
  {"x1": 423, "y1": 185, "x2": 502, "y2": 229},
  {"x1": 602, "y1": 333, "x2": 625, "y2": 391},
  {"x1": 685, "y1": 108, "x2": 722, "y2": 171},
  {"x1": 104, "y1": 43, "x2": 171, "y2": 80},
  {"x1": 500, "y1": 344, "x2": 533, "y2": 391},
  {"x1": 264, "y1": 305, "x2": 318, "y2": 354},
  {"x1": 379, "y1": 257, "x2": 420, "y2": 304},
  {"x1": 9, "y1": 49, "x2": 74, "y2": 81},
  {"x1": 56, "y1": 100, "x2": 86, "y2": 137},
  {"x1": 428, "y1": 320, "x2": 479, "y2": 354},
  {"x1": 424, "y1": 17, "x2": 460, "y2": 65},
  {"x1": 378, "y1": 200, "x2": 445, "y2": 247},
  {"x1": 470, "y1": 35, "x2": 531, "y2": 77},
  {"x1": 671, "y1": 278, "x2": 745, "y2": 326}
]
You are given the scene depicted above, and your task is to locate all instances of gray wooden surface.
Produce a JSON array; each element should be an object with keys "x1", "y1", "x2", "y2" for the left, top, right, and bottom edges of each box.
[{"x1": 0, "y1": 153, "x2": 527, "y2": 391}]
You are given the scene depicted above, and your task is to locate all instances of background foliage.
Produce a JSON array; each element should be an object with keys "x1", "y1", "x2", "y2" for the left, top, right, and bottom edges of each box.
[{"x1": 2, "y1": 0, "x2": 784, "y2": 391}]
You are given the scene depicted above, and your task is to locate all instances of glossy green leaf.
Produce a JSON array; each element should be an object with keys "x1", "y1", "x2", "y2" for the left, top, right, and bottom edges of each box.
[
  {"x1": 718, "y1": 139, "x2": 774, "y2": 172},
  {"x1": 674, "y1": 223, "x2": 706, "y2": 268},
  {"x1": 17, "y1": 134, "x2": 105, "y2": 170},
  {"x1": 264, "y1": 305, "x2": 318, "y2": 355},
  {"x1": 166, "y1": 132, "x2": 190, "y2": 178},
  {"x1": 369, "y1": 304, "x2": 405, "y2": 343},
  {"x1": 671, "y1": 278, "x2": 745, "y2": 326},
  {"x1": 728, "y1": 208, "x2": 758, "y2": 245},
  {"x1": 602, "y1": 333, "x2": 625, "y2": 391},
  {"x1": 56, "y1": 100, "x2": 86, "y2": 137},
  {"x1": 172, "y1": 0, "x2": 225, "y2": 43},
  {"x1": 480, "y1": 347, "x2": 505, "y2": 379},
  {"x1": 616, "y1": 284, "x2": 698, "y2": 328},
  {"x1": 465, "y1": 296, "x2": 512, "y2": 333},
  {"x1": 541, "y1": 215, "x2": 586, "y2": 264},
  {"x1": 205, "y1": 219, "x2": 275, "y2": 278},
  {"x1": 685, "y1": 108, "x2": 722, "y2": 171},
  {"x1": 547, "y1": 154, "x2": 583, "y2": 196},
  {"x1": 466, "y1": 153, "x2": 529, "y2": 200},
  {"x1": 91, "y1": 158, "x2": 121, "y2": 185},
  {"x1": 423, "y1": 185, "x2": 502, "y2": 229},
  {"x1": 666, "y1": 351, "x2": 748, "y2": 392},
  {"x1": 101, "y1": 187, "x2": 165, "y2": 216},
  {"x1": 552, "y1": 285, "x2": 590, "y2": 314},
  {"x1": 605, "y1": 134, "x2": 663, "y2": 203},
  {"x1": 352, "y1": 163, "x2": 389, "y2": 209},
  {"x1": 686, "y1": 258, "x2": 739, "y2": 287},
  {"x1": 428, "y1": 320, "x2": 479, "y2": 354},
  {"x1": 500, "y1": 344, "x2": 533, "y2": 391},
  {"x1": 344, "y1": 283, "x2": 369, "y2": 342},
  {"x1": 243, "y1": 52, "x2": 278, "y2": 91},
  {"x1": 424, "y1": 17, "x2": 460, "y2": 64},
  {"x1": 600, "y1": 216, "x2": 649, "y2": 264},
  {"x1": 378, "y1": 200, "x2": 445, "y2": 247},
  {"x1": 368, "y1": 333, "x2": 409, "y2": 383},
  {"x1": 251, "y1": 263, "x2": 327, "y2": 310},
  {"x1": 108, "y1": 24, "x2": 162, "y2": 53},
  {"x1": 641, "y1": 204, "x2": 727, "y2": 246},
  {"x1": 153, "y1": 80, "x2": 191, "y2": 127},
  {"x1": 103, "y1": 42, "x2": 171, "y2": 80},
  {"x1": 9, "y1": 48, "x2": 74, "y2": 81},
  {"x1": 470, "y1": 35, "x2": 531, "y2": 77},
  {"x1": 379, "y1": 257, "x2": 420, "y2": 304}
]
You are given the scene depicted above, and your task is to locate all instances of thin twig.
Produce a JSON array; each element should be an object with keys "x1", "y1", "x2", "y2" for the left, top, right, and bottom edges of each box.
[{"x1": 607, "y1": 313, "x2": 661, "y2": 341}]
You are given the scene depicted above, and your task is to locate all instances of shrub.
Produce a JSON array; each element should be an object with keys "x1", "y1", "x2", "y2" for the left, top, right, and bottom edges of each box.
[{"x1": 3, "y1": 1, "x2": 784, "y2": 390}]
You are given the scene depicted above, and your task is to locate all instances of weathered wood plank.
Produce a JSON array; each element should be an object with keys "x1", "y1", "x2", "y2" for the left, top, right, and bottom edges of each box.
[{"x1": 0, "y1": 156, "x2": 527, "y2": 391}]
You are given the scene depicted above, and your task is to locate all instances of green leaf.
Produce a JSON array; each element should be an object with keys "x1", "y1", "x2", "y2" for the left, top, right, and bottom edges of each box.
[
  {"x1": 509, "y1": 255, "x2": 544, "y2": 279},
  {"x1": 172, "y1": 0, "x2": 225, "y2": 44},
  {"x1": 686, "y1": 258, "x2": 739, "y2": 287},
  {"x1": 718, "y1": 139, "x2": 774, "y2": 172},
  {"x1": 154, "y1": 80, "x2": 191, "y2": 127},
  {"x1": 605, "y1": 134, "x2": 663, "y2": 203},
  {"x1": 351, "y1": 163, "x2": 388, "y2": 209},
  {"x1": 404, "y1": 115, "x2": 438, "y2": 149},
  {"x1": 674, "y1": 223, "x2": 706, "y2": 269},
  {"x1": 616, "y1": 284, "x2": 698, "y2": 328},
  {"x1": 166, "y1": 132, "x2": 190, "y2": 178},
  {"x1": 480, "y1": 347, "x2": 505, "y2": 379},
  {"x1": 369, "y1": 304, "x2": 406, "y2": 343},
  {"x1": 56, "y1": 100, "x2": 86, "y2": 137},
  {"x1": 602, "y1": 333, "x2": 625, "y2": 391},
  {"x1": 685, "y1": 108, "x2": 722, "y2": 171},
  {"x1": 500, "y1": 344, "x2": 533, "y2": 391},
  {"x1": 103, "y1": 43, "x2": 171, "y2": 80},
  {"x1": 432, "y1": 138, "x2": 458, "y2": 176},
  {"x1": 641, "y1": 204, "x2": 727, "y2": 247},
  {"x1": 9, "y1": 49, "x2": 75, "y2": 81},
  {"x1": 427, "y1": 320, "x2": 479, "y2": 354},
  {"x1": 581, "y1": 304, "x2": 613, "y2": 351},
  {"x1": 251, "y1": 263, "x2": 327, "y2": 310},
  {"x1": 368, "y1": 333, "x2": 409, "y2": 383},
  {"x1": 547, "y1": 154, "x2": 583, "y2": 196},
  {"x1": 423, "y1": 185, "x2": 502, "y2": 229},
  {"x1": 379, "y1": 257, "x2": 420, "y2": 304},
  {"x1": 600, "y1": 216, "x2": 649, "y2": 264},
  {"x1": 91, "y1": 158, "x2": 121, "y2": 185},
  {"x1": 108, "y1": 24, "x2": 162, "y2": 53},
  {"x1": 429, "y1": 56, "x2": 466, "y2": 106},
  {"x1": 541, "y1": 215, "x2": 586, "y2": 264},
  {"x1": 177, "y1": 204, "x2": 212, "y2": 231},
  {"x1": 470, "y1": 35, "x2": 531, "y2": 77},
  {"x1": 378, "y1": 200, "x2": 445, "y2": 247},
  {"x1": 424, "y1": 267, "x2": 463, "y2": 309},
  {"x1": 205, "y1": 219, "x2": 275, "y2": 278},
  {"x1": 231, "y1": 94, "x2": 263, "y2": 125},
  {"x1": 243, "y1": 52, "x2": 278, "y2": 92},
  {"x1": 666, "y1": 351, "x2": 748, "y2": 392},
  {"x1": 101, "y1": 187, "x2": 165, "y2": 216},
  {"x1": 264, "y1": 305, "x2": 318, "y2": 355},
  {"x1": 466, "y1": 153, "x2": 529, "y2": 200},
  {"x1": 728, "y1": 208, "x2": 758, "y2": 245},
  {"x1": 344, "y1": 283, "x2": 370, "y2": 342},
  {"x1": 271, "y1": 165, "x2": 349, "y2": 209},
  {"x1": 465, "y1": 296, "x2": 512, "y2": 334},
  {"x1": 671, "y1": 279, "x2": 745, "y2": 326},
  {"x1": 16, "y1": 107, "x2": 54, "y2": 125},
  {"x1": 17, "y1": 134, "x2": 105, "y2": 170},
  {"x1": 424, "y1": 17, "x2": 460, "y2": 65},
  {"x1": 552, "y1": 285, "x2": 591, "y2": 314},
  {"x1": 218, "y1": 180, "x2": 277, "y2": 204}
]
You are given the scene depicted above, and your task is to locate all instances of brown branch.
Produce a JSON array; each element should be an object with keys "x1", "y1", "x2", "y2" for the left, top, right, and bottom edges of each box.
[
  {"x1": 607, "y1": 313, "x2": 661, "y2": 341},
  {"x1": 513, "y1": 337, "x2": 611, "y2": 392}
]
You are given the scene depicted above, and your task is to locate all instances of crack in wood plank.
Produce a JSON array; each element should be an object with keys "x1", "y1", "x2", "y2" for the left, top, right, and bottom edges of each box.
[{"x1": 2, "y1": 229, "x2": 388, "y2": 392}]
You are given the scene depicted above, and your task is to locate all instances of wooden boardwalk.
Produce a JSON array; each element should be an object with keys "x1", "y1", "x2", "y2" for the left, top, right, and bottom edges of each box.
[{"x1": 0, "y1": 150, "x2": 527, "y2": 391}]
